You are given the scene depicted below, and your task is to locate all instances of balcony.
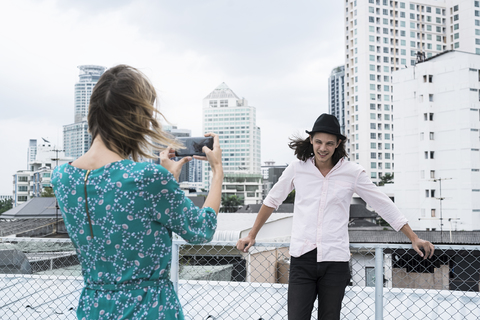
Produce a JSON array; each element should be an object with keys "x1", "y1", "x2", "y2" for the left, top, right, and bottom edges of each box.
[{"x1": 1, "y1": 238, "x2": 479, "y2": 319}]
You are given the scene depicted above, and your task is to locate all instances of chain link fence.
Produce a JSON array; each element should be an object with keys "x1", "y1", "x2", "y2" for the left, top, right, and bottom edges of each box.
[{"x1": 0, "y1": 237, "x2": 479, "y2": 319}]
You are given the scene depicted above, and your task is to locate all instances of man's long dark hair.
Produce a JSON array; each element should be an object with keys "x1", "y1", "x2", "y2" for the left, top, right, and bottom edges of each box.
[{"x1": 288, "y1": 134, "x2": 348, "y2": 166}]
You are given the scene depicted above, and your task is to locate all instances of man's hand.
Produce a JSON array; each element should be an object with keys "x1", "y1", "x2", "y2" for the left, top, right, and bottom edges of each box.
[
  {"x1": 412, "y1": 238, "x2": 435, "y2": 259},
  {"x1": 160, "y1": 147, "x2": 191, "y2": 181},
  {"x1": 236, "y1": 235, "x2": 256, "y2": 253}
]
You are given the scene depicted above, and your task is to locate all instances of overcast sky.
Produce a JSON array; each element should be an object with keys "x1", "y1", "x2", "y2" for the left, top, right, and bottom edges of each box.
[{"x1": 0, "y1": 0, "x2": 344, "y2": 195}]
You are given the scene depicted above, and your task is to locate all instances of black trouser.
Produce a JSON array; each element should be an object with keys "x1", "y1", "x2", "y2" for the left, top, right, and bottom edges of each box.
[{"x1": 288, "y1": 249, "x2": 350, "y2": 320}]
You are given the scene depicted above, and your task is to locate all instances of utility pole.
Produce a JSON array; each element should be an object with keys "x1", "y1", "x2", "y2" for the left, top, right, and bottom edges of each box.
[
  {"x1": 50, "y1": 147, "x2": 64, "y2": 235},
  {"x1": 433, "y1": 177, "x2": 452, "y2": 242}
]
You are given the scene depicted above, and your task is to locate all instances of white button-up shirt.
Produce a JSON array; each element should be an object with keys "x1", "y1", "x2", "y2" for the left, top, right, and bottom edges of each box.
[{"x1": 263, "y1": 157, "x2": 408, "y2": 262}]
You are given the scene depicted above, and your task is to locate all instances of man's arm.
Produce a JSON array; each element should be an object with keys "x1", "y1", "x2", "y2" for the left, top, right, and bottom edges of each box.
[
  {"x1": 400, "y1": 223, "x2": 435, "y2": 259},
  {"x1": 236, "y1": 204, "x2": 275, "y2": 252}
]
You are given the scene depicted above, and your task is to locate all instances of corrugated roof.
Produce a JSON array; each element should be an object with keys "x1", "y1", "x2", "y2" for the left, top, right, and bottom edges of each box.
[
  {"x1": 1, "y1": 198, "x2": 57, "y2": 219},
  {"x1": 349, "y1": 230, "x2": 480, "y2": 245}
]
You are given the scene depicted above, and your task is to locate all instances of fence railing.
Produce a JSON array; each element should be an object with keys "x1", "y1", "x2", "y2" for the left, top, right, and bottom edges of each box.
[{"x1": 1, "y1": 237, "x2": 479, "y2": 319}]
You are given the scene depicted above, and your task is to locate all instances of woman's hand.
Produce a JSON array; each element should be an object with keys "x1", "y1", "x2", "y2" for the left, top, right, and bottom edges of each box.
[
  {"x1": 193, "y1": 133, "x2": 223, "y2": 172},
  {"x1": 160, "y1": 147, "x2": 191, "y2": 181}
]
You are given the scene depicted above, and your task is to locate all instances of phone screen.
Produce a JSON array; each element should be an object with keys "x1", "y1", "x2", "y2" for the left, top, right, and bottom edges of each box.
[{"x1": 175, "y1": 137, "x2": 214, "y2": 157}]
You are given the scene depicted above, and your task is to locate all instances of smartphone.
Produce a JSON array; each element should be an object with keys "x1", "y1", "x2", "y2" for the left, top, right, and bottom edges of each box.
[{"x1": 175, "y1": 137, "x2": 214, "y2": 157}]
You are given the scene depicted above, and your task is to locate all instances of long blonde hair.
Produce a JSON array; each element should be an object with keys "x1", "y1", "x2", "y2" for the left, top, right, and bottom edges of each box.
[{"x1": 88, "y1": 65, "x2": 180, "y2": 161}]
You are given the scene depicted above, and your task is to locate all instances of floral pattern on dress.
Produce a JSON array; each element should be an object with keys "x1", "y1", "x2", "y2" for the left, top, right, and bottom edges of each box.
[{"x1": 52, "y1": 159, "x2": 217, "y2": 320}]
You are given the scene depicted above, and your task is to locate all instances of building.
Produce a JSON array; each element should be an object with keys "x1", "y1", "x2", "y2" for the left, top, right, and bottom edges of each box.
[
  {"x1": 393, "y1": 50, "x2": 480, "y2": 231},
  {"x1": 202, "y1": 83, "x2": 261, "y2": 201},
  {"x1": 27, "y1": 139, "x2": 37, "y2": 168},
  {"x1": 343, "y1": 0, "x2": 480, "y2": 183},
  {"x1": 328, "y1": 65, "x2": 347, "y2": 138},
  {"x1": 64, "y1": 65, "x2": 106, "y2": 159},
  {"x1": 261, "y1": 160, "x2": 288, "y2": 197},
  {"x1": 13, "y1": 139, "x2": 72, "y2": 207}
]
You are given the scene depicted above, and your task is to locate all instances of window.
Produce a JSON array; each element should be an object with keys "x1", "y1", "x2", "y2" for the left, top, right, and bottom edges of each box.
[
  {"x1": 430, "y1": 170, "x2": 435, "y2": 178},
  {"x1": 370, "y1": 103, "x2": 376, "y2": 110},
  {"x1": 431, "y1": 209, "x2": 436, "y2": 217},
  {"x1": 425, "y1": 190, "x2": 430, "y2": 198},
  {"x1": 371, "y1": 153, "x2": 377, "y2": 159},
  {"x1": 369, "y1": 16, "x2": 375, "y2": 23},
  {"x1": 370, "y1": 74, "x2": 375, "y2": 80},
  {"x1": 429, "y1": 132, "x2": 434, "y2": 140},
  {"x1": 436, "y1": 8, "x2": 441, "y2": 14},
  {"x1": 431, "y1": 190, "x2": 436, "y2": 198},
  {"x1": 453, "y1": 14, "x2": 459, "y2": 21},
  {"x1": 371, "y1": 133, "x2": 376, "y2": 139},
  {"x1": 370, "y1": 84, "x2": 376, "y2": 90},
  {"x1": 453, "y1": 5, "x2": 459, "y2": 12},
  {"x1": 430, "y1": 151, "x2": 435, "y2": 159},
  {"x1": 365, "y1": 267, "x2": 375, "y2": 287},
  {"x1": 454, "y1": 42, "x2": 460, "y2": 48},
  {"x1": 370, "y1": 123, "x2": 376, "y2": 129},
  {"x1": 385, "y1": 153, "x2": 390, "y2": 159},
  {"x1": 400, "y1": 2, "x2": 405, "y2": 9},
  {"x1": 424, "y1": 151, "x2": 428, "y2": 159},
  {"x1": 429, "y1": 94, "x2": 434, "y2": 102},
  {"x1": 370, "y1": 64, "x2": 375, "y2": 71},
  {"x1": 371, "y1": 172, "x2": 377, "y2": 179},
  {"x1": 370, "y1": 113, "x2": 376, "y2": 119},
  {"x1": 371, "y1": 143, "x2": 376, "y2": 149},
  {"x1": 453, "y1": 23, "x2": 459, "y2": 30},
  {"x1": 454, "y1": 33, "x2": 459, "y2": 39},
  {"x1": 384, "y1": 85, "x2": 389, "y2": 92},
  {"x1": 371, "y1": 162, "x2": 377, "y2": 169}
]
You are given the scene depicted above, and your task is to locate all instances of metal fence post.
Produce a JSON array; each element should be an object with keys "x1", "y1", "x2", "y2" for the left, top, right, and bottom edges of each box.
[
  {"x1": 375, "y1": 246, "x2": 383, "y2": 320},
  {"x1": 171, "y1": 241, "x2": 179, "y2": 294}
]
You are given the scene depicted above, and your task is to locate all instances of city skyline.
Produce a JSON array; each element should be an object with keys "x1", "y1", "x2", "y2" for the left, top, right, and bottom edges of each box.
[
  {"x1": 0, "y1": 0, "x2": 344, "y2": 195},
  {"x1": 343, "y1": 0, "x2": 480, "y2": 183}
]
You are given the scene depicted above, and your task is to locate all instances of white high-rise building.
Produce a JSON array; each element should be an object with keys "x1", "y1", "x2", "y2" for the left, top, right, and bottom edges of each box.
[
  {"x1": 393, "y1": 50, "x2": 480, "y2": 231},
  {"x1": 202, "y1": 83, "x2": 262, "y2": 204},
  {"x1": 344, "y1": 0, "x2": 480, "y2": 183},
  {"x1": 27, "y1": 139, "x2": 37, "y2": 168},
  {"x1": 328, "y1": 65, "x2": 347, "y2": 144},
  {"x1": 64, "y1": 65, "x2": 106, "y2": 159}
]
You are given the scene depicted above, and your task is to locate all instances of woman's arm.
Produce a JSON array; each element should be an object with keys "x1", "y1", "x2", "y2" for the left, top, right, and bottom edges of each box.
[{"x1": 194, "y1": 133, "x2": 223, "y2": 214}]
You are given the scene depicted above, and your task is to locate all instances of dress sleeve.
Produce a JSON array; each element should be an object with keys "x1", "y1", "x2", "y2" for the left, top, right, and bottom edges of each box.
[
  {"x1": 263, "y1": 161, "x2": 295, "y2": 210},
  {"x1": 148, "y1": 165, "x2": 217, "y2": 244},
  {"x1": 354, "y1": 169, "x2": 408, "y2": 231}
]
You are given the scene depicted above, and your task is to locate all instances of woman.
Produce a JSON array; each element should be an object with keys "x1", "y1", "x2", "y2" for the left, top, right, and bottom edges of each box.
[
  {"x1": 236, "y1": 113, "x2": 434, "y2": 320},
  {"x1": 52, "y1": 65, "x2": 223, "y2": 319}
]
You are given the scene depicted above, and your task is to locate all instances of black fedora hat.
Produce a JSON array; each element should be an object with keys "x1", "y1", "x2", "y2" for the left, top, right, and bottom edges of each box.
[{"x1": 306, "y1": 114, "x2": 346, "y2": 141}]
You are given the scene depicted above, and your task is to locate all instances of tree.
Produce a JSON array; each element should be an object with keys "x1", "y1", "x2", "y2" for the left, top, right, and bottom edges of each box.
[
  {"x1": 378, "y1": 173, "x2": 394, "y2": 186},
  {"x1": 0, "y1": 198, "x2": 13, "y2": 215},
  {"x1": 221, "y1": 195, "x2": 243, "y2": 213},
  {"x1": 283, "y1": 190, "x2": 295, "y2": 204},
  {"x1": 41, "y1": 187, "x2": 55, "y2": 197}
]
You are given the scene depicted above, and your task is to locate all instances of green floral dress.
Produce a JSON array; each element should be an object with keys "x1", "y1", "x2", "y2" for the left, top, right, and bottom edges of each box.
[{"x1": 51, "y1": 160, "x2": 217, "y2": 320}]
